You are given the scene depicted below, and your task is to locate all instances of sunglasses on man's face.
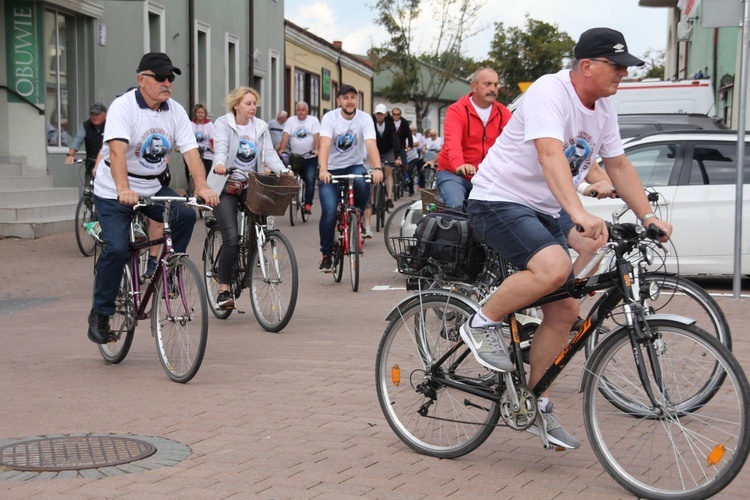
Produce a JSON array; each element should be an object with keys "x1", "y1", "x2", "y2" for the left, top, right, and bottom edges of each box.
[{"x1": 140, "y1": 72, "x2": 176, "y2": 83}]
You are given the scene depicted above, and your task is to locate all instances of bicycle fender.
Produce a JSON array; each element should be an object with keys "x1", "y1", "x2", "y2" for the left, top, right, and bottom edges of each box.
[
  {"x1": 384, "y1": 289, "x2": 479, "y2": 322},
  {"x1": 578, "y1": 314, "x2": 697, "y2": 393}
]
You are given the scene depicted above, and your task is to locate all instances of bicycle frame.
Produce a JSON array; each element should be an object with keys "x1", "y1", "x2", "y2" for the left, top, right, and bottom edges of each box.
[{"x1": 331, "y1": 174, "x2": 370, "y2": 256}]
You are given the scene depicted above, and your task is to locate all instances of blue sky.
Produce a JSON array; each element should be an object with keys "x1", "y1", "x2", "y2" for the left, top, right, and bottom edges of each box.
[{"x1": 284, "y1": 0, "x2": 669, "y2": 63}]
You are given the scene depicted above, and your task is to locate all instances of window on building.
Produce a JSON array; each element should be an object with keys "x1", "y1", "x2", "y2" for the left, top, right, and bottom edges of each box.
[
  {"x1": 270, "y1": 52, "x2": 279, "y2": 117},
  {"x1": 358, "y1": 91, "x2": 365, "y2": 111},
  {"x1": 146, "y1": 3, "x2": 165, "y2": 52},
  {"x1": 195, "y1": 22, "x2": 210, "y2": 107},
  {"x1": 225, "y1": 34, "x2": 239, "y2": 94},
  {"x1": 309, "y1": 75, "x2": 320, "y2": 118},
  {"x1": 294, "y1": 69, "x2": 321, "y2": 118},
  {"x1": 44, "y1": 8, "x2": 77, "y2": 149},
  {"x1": 255, "y1": 76, "x2": 264, "y2": 119}
]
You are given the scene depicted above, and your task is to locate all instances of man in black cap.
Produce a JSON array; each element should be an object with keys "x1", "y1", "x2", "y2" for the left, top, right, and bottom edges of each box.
[
  {"x1": 65, "y1": 103, "x2": 108, "y2": 177},
  {"x1": 86, "y1": 52, "x2": 219, "y2": 345},
  {"x1": 316, "y1": 84, "x2": 383, "y2": 272},
  {"x1": 458, "y1": 28, "x2": 672, "y2": 450}
]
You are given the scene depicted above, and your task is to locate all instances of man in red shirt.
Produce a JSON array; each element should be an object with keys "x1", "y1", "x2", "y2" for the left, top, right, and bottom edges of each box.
[{"x1": 436, "y1": 67, "x2": 512, "y2": 210}]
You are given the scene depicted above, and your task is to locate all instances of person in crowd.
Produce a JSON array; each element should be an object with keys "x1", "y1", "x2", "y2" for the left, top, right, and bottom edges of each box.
[
  {"x1": 88, "y1": 52, "x2": 219, "y2": 344},
  {"x1": 391, "y1": 107, "x2": 414, "y2": 192},
  {"x1": 267, "y1": 110, "x2": 289, "y2": 150},
  {"x1": 317, "y1": 85, "x2": 383, "y2": 271},
  {"x1": 191, "y1": 103, "x2": 214, "y2": 178},
  {"x1": 65, "y1": 103, "x2": 108, "y2": 175},
  {"x1": 278, "y1": 101, "x2": 320, "y2": 215},
  {"x1": 422, "y1": 128, "x2": 443, "y2": 162},
  {"x1": 436, "y1": 67, "x2": 512, "y2": 211},
  {"x1": 406, "y1": 122, "x2": 423, "y2": 194},
  {"x1": 463, "y1": 28, "x2": 672, "y2": 449},
  {"x1": 209, "y1": 87, "x2": 289, "y2": 309}
]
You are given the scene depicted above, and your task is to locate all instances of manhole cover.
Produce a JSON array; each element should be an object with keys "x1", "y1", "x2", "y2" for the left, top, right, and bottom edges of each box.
[{"x1": 0, "y1": 435, "x2": 156, "y2": 471}]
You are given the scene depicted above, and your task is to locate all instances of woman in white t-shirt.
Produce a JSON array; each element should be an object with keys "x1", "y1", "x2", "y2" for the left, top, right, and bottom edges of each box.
[
  {"x1": 191, "y1": 104, "x2": 214, "y2": 175},
  {"x1": 209, "y1": 86, "x2": 287, "y2": 310}
]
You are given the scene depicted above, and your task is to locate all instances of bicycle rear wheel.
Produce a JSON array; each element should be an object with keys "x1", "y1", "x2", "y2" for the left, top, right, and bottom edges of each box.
[
  {"x1": 75, "y1": 195, "x2": 97, "y2": 257},
  {"x1": 374, "y1": 184, "x2": 386, "y2": 232},
  {"x1": 98, "y1": 262, "x2": 135, "y2": 363},
  {"x1": 348, "y1": 212, "x2": 360, "y2": 292},
  {"x1": 583, "y1": 320, "x2": 750, "y2": 499},
  {"x1": 152, "y1": 255, "x2": 208, "y2": 383},
  {"x1": 249, "y1": 231, "x2": 298, "y2": 332},
  {"x1": 203, "y1": 227, "x2": 232, "y2": 320},
  {"x1": 423, "y1": 167, "x2": 436, "y2": 190},
  {"x1": 376, "y1": 294, "x2": 499, "y2": 459}
]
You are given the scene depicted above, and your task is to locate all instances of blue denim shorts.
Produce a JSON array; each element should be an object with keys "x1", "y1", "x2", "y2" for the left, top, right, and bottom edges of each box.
[{"x1": 467, "y1": 200, "x2": 570, "y2": 271}]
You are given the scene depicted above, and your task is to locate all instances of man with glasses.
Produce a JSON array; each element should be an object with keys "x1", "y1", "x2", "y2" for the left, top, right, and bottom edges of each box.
[
  {"x1": 87, "y1": 52, "x2": 219, "y2": 344},
  {"x1": 462, "y1": 28, "x2": 672, "y2": 450}
]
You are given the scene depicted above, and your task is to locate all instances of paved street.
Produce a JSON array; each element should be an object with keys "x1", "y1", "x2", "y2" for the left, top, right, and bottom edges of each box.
[{"x1": 1, "y1": 199, "x2": 749, "y2": 499}]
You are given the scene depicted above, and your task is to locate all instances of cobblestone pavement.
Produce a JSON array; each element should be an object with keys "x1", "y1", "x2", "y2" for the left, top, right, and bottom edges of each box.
[{"x1": 1, "y1": 198, "x2": 748, "y2": 499}]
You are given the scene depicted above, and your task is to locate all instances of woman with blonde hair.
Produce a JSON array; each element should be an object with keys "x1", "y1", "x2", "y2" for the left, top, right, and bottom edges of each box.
[{"x1": 209, "y1": 87, "x2": 287, "y2": 309}]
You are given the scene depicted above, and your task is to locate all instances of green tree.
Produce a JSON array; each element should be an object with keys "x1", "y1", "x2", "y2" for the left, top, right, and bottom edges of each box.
[
  {"x1": 488, "y1": 15, "x2": 574, "y2": 103},
  {"x1": 372, "y1": 0, "x2": 485, "y2": 129},
  {"x1": 639, "y1": 48, "x2": 666, "y2": 80}
]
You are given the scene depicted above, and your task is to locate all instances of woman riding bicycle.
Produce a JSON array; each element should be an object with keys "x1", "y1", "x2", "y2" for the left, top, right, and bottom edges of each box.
[{"x1": 209, "y1": 86, "x2": 288, "y2": 310}]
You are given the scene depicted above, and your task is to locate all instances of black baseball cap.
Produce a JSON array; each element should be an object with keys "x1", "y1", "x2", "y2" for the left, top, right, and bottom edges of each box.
[
  {"x1": 574, "y1": 28, "x2": 644, "y2": 67},
  {"x1": 337, "y1": 84, "x2": 357, "y2": 98},
  {"x1": 89, "y1": 103, "x2": 107, "y2": 114},
  {"x1": 137, "y1": 52, "x2": 182, "y2": 75}
]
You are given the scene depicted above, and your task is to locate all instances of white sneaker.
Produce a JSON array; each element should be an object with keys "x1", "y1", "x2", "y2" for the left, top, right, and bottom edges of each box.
[
  {"x1": 364, "y1": 228, "x2": 373, "y2": 239},
  {"x1": 459, "y1": 315, "x2": 513, "y2": 372},
  {"x1": 526, "y1": 404, "x2": 580, "y2": 449}
]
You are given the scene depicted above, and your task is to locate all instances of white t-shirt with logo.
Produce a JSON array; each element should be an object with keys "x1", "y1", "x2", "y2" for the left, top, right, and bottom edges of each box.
[
  {"x1": 95, "y1": 89, "x2": 198, "y2": 199},
  {"x1": 319, "y1": 109, "x2": 376, "y2": 170},
  {"x1": 233, "y1": 121, "x2": 258, "y2": 171},
  {"x1": 192, "y1": 121, "x2": 214, "y2": 160},
  {"x1": 470, "y1": 69, "x2": 623, "y2": 216},
  {"x1": 283, "y1": 115, "x2": 320, "y2": 157}
]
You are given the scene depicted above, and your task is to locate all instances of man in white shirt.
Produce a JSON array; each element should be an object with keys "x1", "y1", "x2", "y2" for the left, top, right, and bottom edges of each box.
[
  {"x1": 317, "y1": 85, "x2": 383, "y2": 272},
  {"x1": 267, "y1": 110, "x2": 288, "y2": 150},
  {"x1": 88, "y1": 52, "x2": 219, "y2": 344},
  {"x1": 278, "y1": 101, "x2": 320, "y2": 214},
  {"x1": 463, "y1": 28, "x2": 672, "y2": 449}
]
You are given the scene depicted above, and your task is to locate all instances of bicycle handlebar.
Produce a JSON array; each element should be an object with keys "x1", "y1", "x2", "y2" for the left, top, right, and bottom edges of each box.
[
  {"x1": 136, "y1": 195, "x2": 214, "y2": 212},
  {"x1": 329, "y1": 173, "x2": 372, "y2": 183}
]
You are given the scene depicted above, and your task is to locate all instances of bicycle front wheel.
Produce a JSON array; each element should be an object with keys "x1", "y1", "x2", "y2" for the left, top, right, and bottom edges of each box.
[
  {"x1": 376, "y1": 294, "x2": 499, "y2": 459},
  {"x1": 75, "y1": 196, "x2": 97, "y2": 257},
  {"x1": 348, "y1": 212, "x2": 360, "y2": 292},
  {"x1": 203, "y1": 227, "x2": 232, "y2": 320},
  {"x1": 374, "y1": 184, "x2": 386, "y2": 232},
  {"x1": 583, "y1": 320, "x2": 750, "y2": 500},
  {"x1": 98, "y1": 262, "x2": 135, "y2": 363},
  {"x1": 289, "y1": 179, "x2": 300, "y2": 226},
  {"x1": 152, "y1": 255, "x2": 208, "y2": 383},
  {"x1": 249, "y1": 231, "x2": 299, "y2": 332}
]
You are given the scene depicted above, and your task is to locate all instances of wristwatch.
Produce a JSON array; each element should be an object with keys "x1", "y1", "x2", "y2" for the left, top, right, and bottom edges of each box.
[{"x1": 639, "y1": 212, "x2": 656, "y2": 223}]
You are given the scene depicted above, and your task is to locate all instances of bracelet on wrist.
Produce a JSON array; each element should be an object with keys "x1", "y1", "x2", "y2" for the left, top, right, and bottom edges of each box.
[
  {"x1": 639, "y1": 212, "x2": 656, "y2": 223},
  {"x1": 372, "y1": 167, "x2": 383, "y2": 171},
  {"x1": 66, "y1": 154, "x2": 75, "y2": 157},
  {"x1": 576, "y1": 181, "x2": 590, "y2": 195}
]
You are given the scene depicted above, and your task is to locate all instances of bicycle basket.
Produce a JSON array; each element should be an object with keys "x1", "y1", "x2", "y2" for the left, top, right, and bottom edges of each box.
[
  {"x1": 245, "y1": 173, "x2": 300, "y2": 216},
  {"x1": 391, "y1": 236, "x2": 485, "y2": 282}
]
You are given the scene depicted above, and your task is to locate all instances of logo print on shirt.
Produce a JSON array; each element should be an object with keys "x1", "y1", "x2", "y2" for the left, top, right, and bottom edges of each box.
[
  {"x1": 236, "y1": 140, "x2": 258, "y2": 165},
  {"x1": 195, "y1": 132, "x2": 206, "y2": 143},
  {"x1": 564, "y1": 138, "x2": 591, "y2": 177},
  {"x1": 294, "y1": 127, "x2": 309, "y2": 139},
  {"x1": 335, "y1": 132, "x2": 355, "y2": 153},
  {"x1": 140, "y1": 133, "x2": 171, "y2": 165}
]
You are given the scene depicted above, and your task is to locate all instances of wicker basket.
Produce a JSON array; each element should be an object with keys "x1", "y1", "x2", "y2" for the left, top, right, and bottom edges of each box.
[{"x1": 245, "y1": 173, "x2": 300, "y2": 216}]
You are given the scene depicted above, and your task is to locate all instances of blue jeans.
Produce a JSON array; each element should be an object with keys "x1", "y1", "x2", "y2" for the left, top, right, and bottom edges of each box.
[
  {"x1": 302, "y1": 156, "x2": 318, "y2": 205},
  {"x1": 436, "y1": 170, "x2": 473, "y2": 211},
  {"x1": 318, "y1": 164, "x2": 370, "y2": 256},
  {"x1": 93, "y1": 187, "x2": 196, "y2": 315}
]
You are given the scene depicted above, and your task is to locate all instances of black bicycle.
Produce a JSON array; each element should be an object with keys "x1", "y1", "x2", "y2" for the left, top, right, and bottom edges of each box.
[
  {"x1": 377, "y1": 222, "x2": 749, "y2": 499},
  {"x1": 73, "y1": 159, "x2": 98, "y2": 257}
]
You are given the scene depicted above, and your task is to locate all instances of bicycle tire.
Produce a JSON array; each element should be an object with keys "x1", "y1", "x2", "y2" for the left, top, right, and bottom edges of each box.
[
  {"x1": 384, "y1": 202, "x2": 414, "y2": 259},
  {"x1": 249, "y1": 231, "x2": 299, "y2": 332},
  {"x1": 332, "y1": 241, "x2": 344, "y2": 283},
  {"x1": 374, "y1": 184, "x2": 386, "y2": 232},
  {"x1": 152, "y1": 255, "x2": 208, "y2": 383},
  {"x1": 75, "y1": 195, "x2": 97, "y2": 257},
  {"x1": 376, "y1": 294, "x2": 499, "y2": 458},
  {"x1": 423, "y1": 167, "x2": 436, "y2": 190},
  {"x1": 289, "y1": 191, "x2": 299, "y2": 226},
  {"x1": 98, "y1": 262, "x2": 135, "y2": 363},
  {"x1": 203, "y1": 227, "x2": 232, "y2": 320},
  {"x1": 583, "y1": 320, "x2": 750, "y2": 499},
  {"x1": 299, "y1": 178, "x2": 310, "y2": 223},
  {"x1": 348, "y1": 212, "x2": 360, "y2": 292},
  {"x1": 584, "y1": 273, "x2": 731, "y2": 357}
]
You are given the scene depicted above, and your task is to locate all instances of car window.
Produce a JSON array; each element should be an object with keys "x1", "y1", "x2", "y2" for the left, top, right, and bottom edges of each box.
[
  {"x1": 625, "y1": 143, "x2": 680, "y2": 186},
  {"x1": 688, "y1": 142, "x2": 750, "y2": 185},
  {"x1": 619, "y1": 123, "x2": 658, "y2": 139}
]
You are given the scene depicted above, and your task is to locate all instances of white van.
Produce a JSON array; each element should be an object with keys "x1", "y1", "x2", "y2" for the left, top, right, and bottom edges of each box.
[{"x1": 508, "y1": 79, "x2": 716, "y2": 117}]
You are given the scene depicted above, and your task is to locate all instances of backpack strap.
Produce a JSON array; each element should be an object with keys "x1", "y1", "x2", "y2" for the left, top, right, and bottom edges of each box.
[{"x1": 417, "y1": 215, "x2": 439, "y2": 256}]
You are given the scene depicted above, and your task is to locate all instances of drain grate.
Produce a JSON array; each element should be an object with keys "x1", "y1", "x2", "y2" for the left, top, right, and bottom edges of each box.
[{"x1": 0, "y1": 435, "x2": 156, "y2": 472}]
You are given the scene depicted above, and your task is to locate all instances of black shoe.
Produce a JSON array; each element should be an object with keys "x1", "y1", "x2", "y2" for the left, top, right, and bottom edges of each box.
[
  {"x1": 319, "y1": 254, "x2": 333, "y2": 273},
  {"x1": 216, "y1": 291, "x2": 234, "y2": 310},
  {"x1": 87, "y1": 309, "x2": 112, "y2": 344},
  {"x1": 143, "y1": 256, "x2": 158, "y2": 280},
  {"x1": 386, "y1": 199, "x2": 394, "y2": 209}
]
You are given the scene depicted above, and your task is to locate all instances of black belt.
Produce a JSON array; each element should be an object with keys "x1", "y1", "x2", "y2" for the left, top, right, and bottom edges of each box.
[{"x1": 104, "y1": 160, "x2": 161, "y2": 180}]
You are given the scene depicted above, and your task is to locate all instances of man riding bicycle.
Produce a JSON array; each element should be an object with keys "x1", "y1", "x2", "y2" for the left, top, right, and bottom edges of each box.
[
  {"x1": 88, "y1": 52, "x2": 219, "y2": 344},
  {"x1": 317, "y1": 85, "x2": 383, "y2": 272},
  {"x1": 65, "y1": 102, "x2": 108, "y2": 175},
  {"x1": 463, "y1": 28, "x2": 672, "y2": 449}
]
